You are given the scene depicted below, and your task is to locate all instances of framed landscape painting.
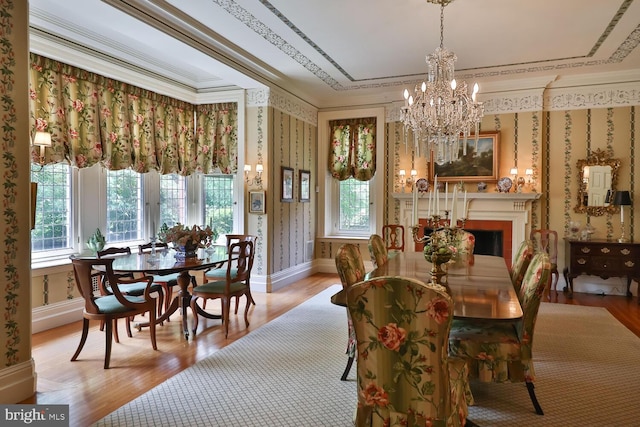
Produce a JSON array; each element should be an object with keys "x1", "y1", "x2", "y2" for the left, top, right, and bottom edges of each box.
[{"x1": 431, "y1": 132, "x2": 500, "y2": 182}]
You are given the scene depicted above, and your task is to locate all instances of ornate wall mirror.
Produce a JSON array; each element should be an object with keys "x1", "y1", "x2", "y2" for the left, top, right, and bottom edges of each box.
[{"x1": 574, "y1": 148, "x2": 620, "y2": 216}]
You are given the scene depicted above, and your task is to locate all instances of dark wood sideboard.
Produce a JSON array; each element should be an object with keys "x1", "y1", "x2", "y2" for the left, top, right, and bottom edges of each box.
[{"x1": 563, "y1": 238, "x2": 640, "y2": 300}]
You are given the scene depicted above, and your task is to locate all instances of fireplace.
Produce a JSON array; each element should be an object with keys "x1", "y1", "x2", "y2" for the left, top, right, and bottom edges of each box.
[
  {"x1": 395, "y1": 192, "x2": 540, "y2": 269},
  {"x1": 415, "y1": 219, "x2": 513, "y2": 266}
]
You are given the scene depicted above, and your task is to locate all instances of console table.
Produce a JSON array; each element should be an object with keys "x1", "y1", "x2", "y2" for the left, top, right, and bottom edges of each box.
[{"x1": 563, "y1": 238, "x2": 640, "y2": 300}]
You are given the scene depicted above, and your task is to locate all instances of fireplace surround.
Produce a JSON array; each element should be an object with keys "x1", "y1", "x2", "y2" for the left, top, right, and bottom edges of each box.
[{"x1": 393, "y1": 192, "x2": 540, "y2": 265}]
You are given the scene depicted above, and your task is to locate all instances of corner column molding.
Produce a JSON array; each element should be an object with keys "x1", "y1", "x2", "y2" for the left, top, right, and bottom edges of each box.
[{"x1": 247, "y1": 87, "x2": 318, "y2": 126}]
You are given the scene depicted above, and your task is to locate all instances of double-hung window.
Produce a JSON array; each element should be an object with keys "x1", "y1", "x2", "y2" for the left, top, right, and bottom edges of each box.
[
  {"x1": 30, "y1": 163, "x2": 74, "y2": 259},
  {"x1": 159, "y1": 174, "x2": 187, "y2": 228},
  {"x1": 202, "y1": 175, "x2": 234, "y2": 237},
  {"x1": 106, "y1": 169, "x2": 144, "y2": 243}
]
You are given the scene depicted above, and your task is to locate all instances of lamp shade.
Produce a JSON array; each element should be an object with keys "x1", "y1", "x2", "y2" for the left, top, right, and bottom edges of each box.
[{"x1": 612, "y1": 190, "x2": 632, "y2": 206}]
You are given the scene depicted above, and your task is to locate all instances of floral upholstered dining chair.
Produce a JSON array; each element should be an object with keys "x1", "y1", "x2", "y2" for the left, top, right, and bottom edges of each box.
[
  {"x1": 347, "y1": 276, "x2": 471, "y2": 427},
  {"x1": 448, "y1": 251, "x2": 551, "y2": 416},
  {"x1": 367, "y1": 234, "x2": 388, "y2": 268},
  {"x1": 510, "y1": 239, "x2": 535, "y2": 298},
  {"x1": 432, "y1": 229, "x2": 475, "y2": 257},
  {"x1": 334, "y1": 243, "x2": 366, "y2": 381}
]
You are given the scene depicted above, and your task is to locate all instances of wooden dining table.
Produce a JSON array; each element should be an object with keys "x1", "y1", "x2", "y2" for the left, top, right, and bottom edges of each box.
[
  {"x1": 104, "y1": 246, "x2": 231, "y2": 339},
  {"x1": 332, "y1": 252, "x2": 523, "y2": 321}
]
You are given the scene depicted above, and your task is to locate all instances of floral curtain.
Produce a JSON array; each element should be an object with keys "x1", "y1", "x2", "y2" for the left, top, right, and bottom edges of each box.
[
  {"x1": 328, "y1": 118, "x2": 376, "y2": 181},
  {"x1": 195, "y1": 103, "x2": 238, "y2": 174},
  {"x1": 28, "y1": 54, "x2": 234, "y2": 176}
]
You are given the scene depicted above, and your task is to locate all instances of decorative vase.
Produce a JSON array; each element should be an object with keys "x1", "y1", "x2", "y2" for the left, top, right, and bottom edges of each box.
[
  {"x1": 175, "y1": 241, "x2": 199, "y2": 260},
  {"x1": 87, "y1": 228, "x2": 106, "y2": 254}
]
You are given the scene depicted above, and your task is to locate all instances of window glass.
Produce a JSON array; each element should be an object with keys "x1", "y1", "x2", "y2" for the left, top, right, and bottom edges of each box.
[
  {"x1": 106, "y1": 169, "x2": 143, "y2": 242},
  {"x1": 30, "y1": 163, "x2": 73, "y2": 253},
  {"x1": 159, "y1": 174, "x2": 187, "y2": 228},
  {"x1": 202, "y1": 175, "x2": 234, "y2": 235},
  {"x1": 339, "y1": 178, "x2": 370, "y2": 232}
]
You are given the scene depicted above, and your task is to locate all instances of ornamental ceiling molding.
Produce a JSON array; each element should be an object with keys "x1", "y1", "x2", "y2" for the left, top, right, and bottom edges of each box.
[
  {"x1": 247, "y1": 87, "x2": 318, "y2": 126},
  {"x1": 544, "y1": 82, "x2": 640, "y2": 111}
]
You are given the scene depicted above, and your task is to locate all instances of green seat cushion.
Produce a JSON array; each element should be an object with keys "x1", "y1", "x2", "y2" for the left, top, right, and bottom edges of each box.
[
  {"x1": 151, "y1": 272, "x2": 180, "y2": 285},
  {"x1": 95, "y1": 295, "x2": 145, "y2": 314},
  {"x1": 205, "y1": 268, "x2": 238, "y2": 279},
  {"x1": 194, "y1": 280, "x2": 247, "y2": 295},
  {"x1": 110, "y1": 282, "x2": 162, "y2": 296}
]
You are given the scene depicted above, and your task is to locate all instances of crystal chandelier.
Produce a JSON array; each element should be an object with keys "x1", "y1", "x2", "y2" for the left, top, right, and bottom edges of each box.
[{"x1": 400, "y1": 0, "x2": 484, "y2": 165}]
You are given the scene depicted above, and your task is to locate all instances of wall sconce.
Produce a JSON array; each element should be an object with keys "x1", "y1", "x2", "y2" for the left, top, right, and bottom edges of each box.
[
  {"x1": 32, "y1": 131, "x2": 52, "y2": 163},
  {"x1": 407, "y1": 169, "x2": 418, "y2": 187},
  {"x1": 244, "y1": 163, "x2": 263, "y2": 186},
  {"x1": 525, "y1": 168, "x2": 534, "y2": 190},
  {"x1": 398, "y1": 169, "x2": 406, "y2": 192}
]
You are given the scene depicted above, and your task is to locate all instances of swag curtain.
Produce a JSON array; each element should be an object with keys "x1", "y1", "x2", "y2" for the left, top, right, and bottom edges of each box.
[
  {"x1": 328, "y1": 118, "x2": 376, "y2": 181},
  {"x1": 28, "y1": 54, "x2": 235, "y2": 175},
  {"x1": 195, "y1": 103, "x2": 239, "y2": 174}
]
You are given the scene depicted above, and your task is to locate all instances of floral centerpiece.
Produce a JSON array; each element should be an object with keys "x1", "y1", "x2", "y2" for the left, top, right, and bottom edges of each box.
[{"x1": 161, "y1": 223, "x2": 214, "y2": 259}]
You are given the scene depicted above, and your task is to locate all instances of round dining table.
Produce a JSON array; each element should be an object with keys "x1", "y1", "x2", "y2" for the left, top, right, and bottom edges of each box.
[{"x1": 104, "y1": 245, "x2": 231, "y2": 339}]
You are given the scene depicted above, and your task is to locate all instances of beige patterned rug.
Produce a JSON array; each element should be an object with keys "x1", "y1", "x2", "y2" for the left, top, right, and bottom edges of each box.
[{"x1": 95, "y1": 286, "x2": 640, "y2": 426}]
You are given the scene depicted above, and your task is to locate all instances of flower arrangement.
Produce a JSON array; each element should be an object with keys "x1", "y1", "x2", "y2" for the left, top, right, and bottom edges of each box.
[
  {"x1": 161, "y1": 223, "x2": 214, "y2": 249},
  {"x1": 423, "y1": 230, "x2": 457, "y2": 261}
]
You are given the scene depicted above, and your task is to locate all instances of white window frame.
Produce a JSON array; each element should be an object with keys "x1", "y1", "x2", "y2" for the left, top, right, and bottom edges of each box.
[
  {"x1": 318, "y1": 107, "x2": 385, "y2": 238},
  {"x1": 30, "y1": 163, "x2": 78, "y2": 262}
]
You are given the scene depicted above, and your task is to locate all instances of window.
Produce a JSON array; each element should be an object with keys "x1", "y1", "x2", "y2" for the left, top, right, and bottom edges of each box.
[
  {"x1": 338, "y1": 178, "x2": 371, "y2": 232},
  {"x1": 106, "y1": 169, "x2": 143, "y2": 243},
  {"x1": 159, "y1": 174, "x2": 187, "y2": 227},
  {"x1": 30, "y1": 163, "x2": 73, "y2": 256},
  {"x1": 202, "y1": 175, "x2": 234, "y2": 236}
]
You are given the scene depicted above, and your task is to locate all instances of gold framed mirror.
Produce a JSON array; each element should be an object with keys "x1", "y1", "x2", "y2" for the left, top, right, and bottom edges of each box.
[{"x1": 574, "y1": 148, "x2": 620, "y2": 216}]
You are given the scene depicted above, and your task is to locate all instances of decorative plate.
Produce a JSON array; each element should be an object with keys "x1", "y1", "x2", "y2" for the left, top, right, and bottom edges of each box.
[
  {"x1": 415, "y1": 178, "x2": 429, "y2": 193},
  {"x1": 497, "y1": 177, "x2": 513, "y2": 193}
]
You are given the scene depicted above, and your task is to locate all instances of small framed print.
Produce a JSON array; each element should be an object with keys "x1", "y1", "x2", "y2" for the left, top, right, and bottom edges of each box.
[
  {"x1": 282, "y1": 166, "x2": 294, "y2": 202},
  {"x1": 249, "y1": 191, "x2": 266, "y2": 214},
  {"x1": 299, "y1": 169, "x2": 310, "y2": 202}
]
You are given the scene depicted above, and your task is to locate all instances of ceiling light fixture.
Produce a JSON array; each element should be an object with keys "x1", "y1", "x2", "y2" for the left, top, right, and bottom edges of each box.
[{"x1": 400, "y1": 0, "x2": 484, "y2": 166}]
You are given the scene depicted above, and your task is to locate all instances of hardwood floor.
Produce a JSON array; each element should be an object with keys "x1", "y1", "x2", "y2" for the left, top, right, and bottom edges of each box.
[{"x1": 21, "y1": 273, "x2": 640, "y2": 426}]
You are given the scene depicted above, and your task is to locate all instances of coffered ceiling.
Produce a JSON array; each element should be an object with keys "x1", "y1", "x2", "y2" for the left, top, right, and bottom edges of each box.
[{"x1": 28, "y1": 0, "x2": 640, "y2": 108}]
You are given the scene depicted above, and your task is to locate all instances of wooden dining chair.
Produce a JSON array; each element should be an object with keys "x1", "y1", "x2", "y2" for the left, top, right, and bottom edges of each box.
[
  {"x1": 70, "y1": 257, "x2": 158, "y2": 368},
  {"x1": 190, "y1": 240, "x2": 254, "y2": 338},
  {"x1": 448, "y1": 251, "x2": 551, "y2": 415},
  {"x1": 139, "y1": 241, "x2": 179, "y2": 313},
  {"x1": 348, "y1": 275, "x2": 471, "y2": 426},
  {"x1": 381, "y1": 224, "x2": 405, "y2": 252},
  {"x1": 367, "y1": 234, "x2": 388, "y2": 268},
  {"x1": 201, "y1": 234, "x2": 258, "y2": 313},
  {"x1": 334, "y1": 243, "x2": 366, "y2": 381},
  {"x1": 530, "y1": 229, "x2": 559, "y2": 300},
  {"x1": 97, "y1": 246, "x2": 165, "y2": 320}
]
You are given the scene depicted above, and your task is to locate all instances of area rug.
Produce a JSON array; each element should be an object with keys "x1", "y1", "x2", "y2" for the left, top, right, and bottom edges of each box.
[{"x1": 95, "y1": 288, "x2": 640, "y2": 426}]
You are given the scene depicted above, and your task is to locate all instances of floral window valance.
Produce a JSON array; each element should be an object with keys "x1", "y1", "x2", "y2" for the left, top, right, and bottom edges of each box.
[
  {"x1": 28, "y1": 53, "x2": 238, "y2": 175},
  {"x1": 328, "y1": 117, "x2": 376, "y2": 181}
]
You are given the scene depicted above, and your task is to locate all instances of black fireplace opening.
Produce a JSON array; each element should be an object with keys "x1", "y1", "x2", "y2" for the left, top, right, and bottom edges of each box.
[{"x1": 423, "y1": 228, "x2": 503, "y2": 257}]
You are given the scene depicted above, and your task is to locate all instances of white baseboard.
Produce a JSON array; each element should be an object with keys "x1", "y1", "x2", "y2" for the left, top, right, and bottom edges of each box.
[
  {"x1": 0, "y1": 359, "x2": 36, "y2": 403},
  {"x1": 32, "y1": 298, "x2": 83, "y2": 333}
]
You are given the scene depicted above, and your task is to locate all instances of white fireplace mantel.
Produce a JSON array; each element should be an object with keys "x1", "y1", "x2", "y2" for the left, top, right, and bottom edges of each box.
[{"x1": 392, "y1": 192, "x2": 541, "y2": 247}]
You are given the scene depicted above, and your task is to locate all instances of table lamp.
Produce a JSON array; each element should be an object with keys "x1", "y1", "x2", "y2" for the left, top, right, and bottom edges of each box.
[{"x1": 612, "y1": 190, "x2": 632, "y2": 242}]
